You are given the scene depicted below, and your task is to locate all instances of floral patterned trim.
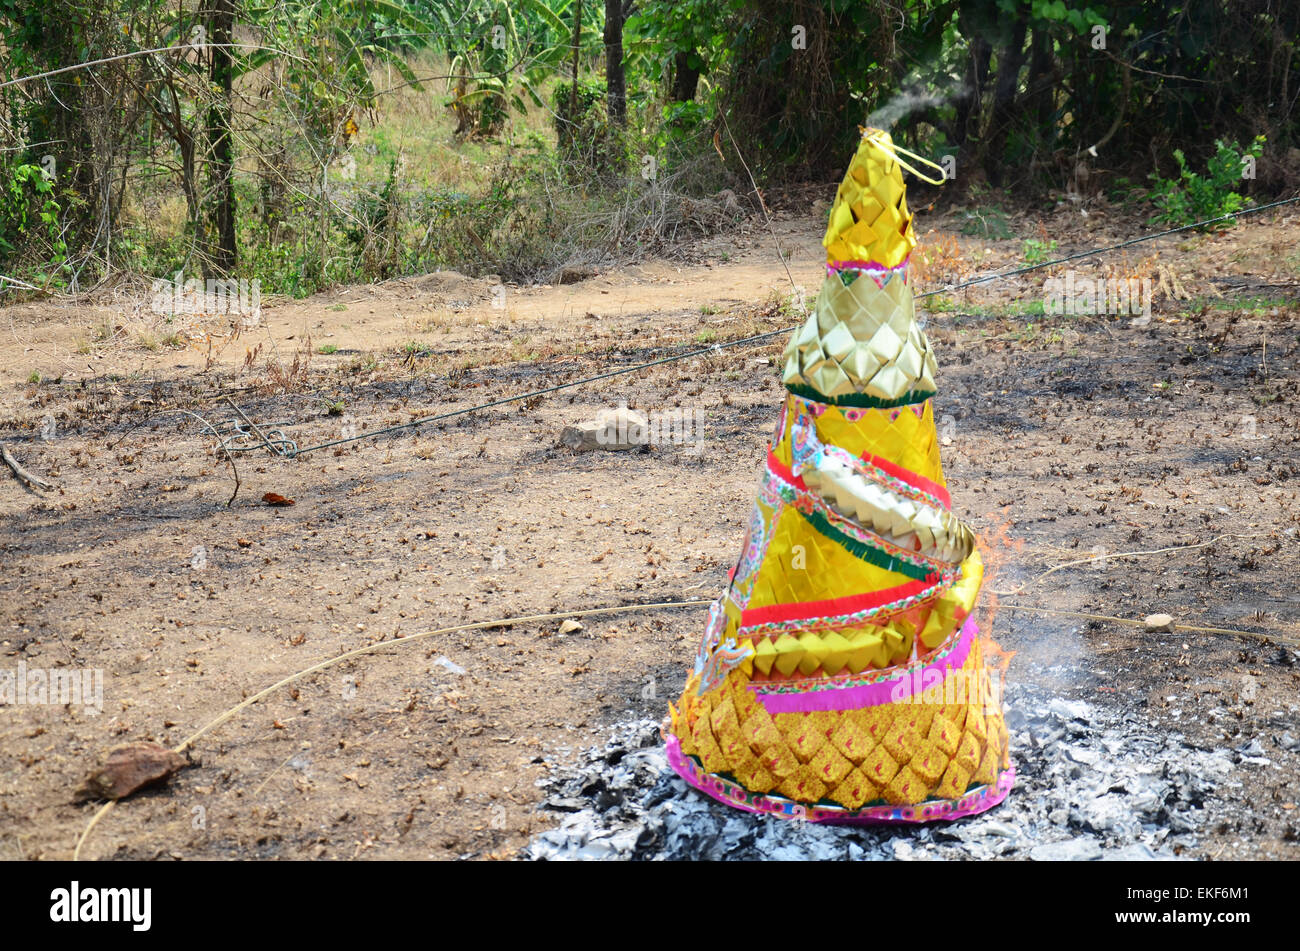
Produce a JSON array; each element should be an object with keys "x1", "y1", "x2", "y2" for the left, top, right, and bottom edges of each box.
[
  {"x1": 825, "y1": 258, "x2": 910, "y2": 279},
  {"x1": 785, "y1": 382, "x2": 935, "y2": 409},
  {"x1": 736, "y1": 568, "x2": 954, "y2": 639},
  {"x1": 695, "y1": 637, "x2": 755, "y2": 696},
  {"x1": 763, "y1": 459, "x2": 950, "y2": 580},
  {"x1": 692, "y1": 599, "x2": 729, "y2": 674},
  {"x1": 726, "y1": 497, "x2": 779, "y2": 611},
  {"x1": 784, "y1": 405, "x2": 949, "y2": 513},
  {"x1": 739, "y1": 575, "x2": 933, "y2": 629},
  {"x1": 786, "y1": 402, "x2": 969, "y2": 566},
  {"x1": 860, "y1": 451, "x2": 950, "y2": 508}
]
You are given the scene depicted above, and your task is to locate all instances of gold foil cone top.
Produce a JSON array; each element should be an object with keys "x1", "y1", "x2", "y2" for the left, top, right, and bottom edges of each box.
[{"x1": 823, "y1": 129, "x2": 916, "y2": 269}]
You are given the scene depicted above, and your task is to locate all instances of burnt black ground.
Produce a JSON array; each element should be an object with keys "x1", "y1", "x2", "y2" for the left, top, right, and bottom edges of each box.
[{"x1": 2, "y1": 274, "x2": 1297, "y2": 860}]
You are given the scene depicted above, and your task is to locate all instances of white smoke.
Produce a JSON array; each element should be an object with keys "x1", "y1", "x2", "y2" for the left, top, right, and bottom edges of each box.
[{"x1": 866, "y1": 85, "x2": 965, "y2": 131}]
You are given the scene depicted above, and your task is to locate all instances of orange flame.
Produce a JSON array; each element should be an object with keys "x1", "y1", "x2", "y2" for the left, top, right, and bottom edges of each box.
[{"x1": 975, "y1": 508, "x2": 1020, "y2": 692}]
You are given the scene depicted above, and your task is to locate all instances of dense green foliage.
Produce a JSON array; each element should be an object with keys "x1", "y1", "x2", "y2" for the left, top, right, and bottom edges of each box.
[
  {"x1": 1148, "y1": 137, "x2": 1268, "y2": 229},
  {"x1": 1, "y1": 0, "x2": 1296, "y2": 295},
  {"x1": 628, "y1": 0, "x2": 1297, "y2": 187},
  {"x1": 0, "y1": 163, "x2": 65, "y2": 268}
]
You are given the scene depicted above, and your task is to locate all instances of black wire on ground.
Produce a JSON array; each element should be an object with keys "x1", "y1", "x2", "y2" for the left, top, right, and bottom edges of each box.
[{"x1": 232, "y1": 194, "x2": 1300, "y2": 459}]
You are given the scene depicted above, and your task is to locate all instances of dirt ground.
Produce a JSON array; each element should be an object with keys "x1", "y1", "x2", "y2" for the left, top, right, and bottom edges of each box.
[{"x1": 1, "y1": 199, "x2": 1298, "y2": 860}]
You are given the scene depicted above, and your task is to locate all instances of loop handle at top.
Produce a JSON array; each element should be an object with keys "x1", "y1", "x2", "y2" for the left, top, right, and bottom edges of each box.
[{"x1": 862, "y1": 128, "x2": 948, "y2": 186}]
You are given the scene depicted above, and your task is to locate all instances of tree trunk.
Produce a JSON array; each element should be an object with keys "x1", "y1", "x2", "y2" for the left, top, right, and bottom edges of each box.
[
  {"x1": 954, "y1": 35, "x2": 991, "y2": 147},
  {"x1": 1026, "y1": 25, "x2": 1054, "y2": 131},
  {"x1": 670, "y1": 51, "x2": 700, "y2": 102},
  {"x1": 177, "y1": 123, "x2": 201, "y2": 242},
  {"x1": 206, "y1": 0, "x2": 236, "y2": 277},
  {"x1": 604, "y1": 0, "x2": 626, "y2": 124},
  {"x1": 569, "y1": 0, "x2": 582, "y2": 123},
  {"x1": 983, "y1": 10, "x2": 1029, "y2": 183},
  {"x1": 954, "y1": 0, "x2": 997, "y2": 149}
]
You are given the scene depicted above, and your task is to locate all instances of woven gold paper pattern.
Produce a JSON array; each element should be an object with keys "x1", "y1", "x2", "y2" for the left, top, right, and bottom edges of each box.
[
  {"x1": 666, "y1": 128, "x2": 1012, "y2": 822},
  {"x1": 781, "y1": 273, "x2": 939, "y2": 400},
  {"x1": 669, "y1": 634, "x2": 1011, "y2": 809},
  {"x1": 823, "y1": 131, "x2": 916, "y2": 268}
]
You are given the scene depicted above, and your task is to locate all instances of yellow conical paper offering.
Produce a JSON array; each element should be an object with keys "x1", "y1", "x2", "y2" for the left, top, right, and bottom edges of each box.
[{"x1": 665, "y1": 129, "x2": 1013, "y2": 823}]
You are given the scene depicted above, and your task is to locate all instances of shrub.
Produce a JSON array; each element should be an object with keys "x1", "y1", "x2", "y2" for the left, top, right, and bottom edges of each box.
[
  {"x1": 1148, "y1": 137, "x2": 1266, "y2": 229},
  {"x1": 552, "y1": 79, "x2": 628, "y2": 181},
  {"x1": 0, "y1": 161, "x2": 66, "y2": 274}
]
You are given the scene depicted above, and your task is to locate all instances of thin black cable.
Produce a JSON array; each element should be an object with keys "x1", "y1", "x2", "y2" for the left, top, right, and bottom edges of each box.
[
  {"x1": 275, "y1": 194, "x2": 1296, "y2": 457},
  {"x1": 289, "y1": 329, "x2": 792, "y2": 456},
  {"x1": 917, "y1": 194, "x2": 1300, "y2": 297}
]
